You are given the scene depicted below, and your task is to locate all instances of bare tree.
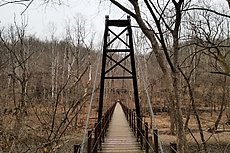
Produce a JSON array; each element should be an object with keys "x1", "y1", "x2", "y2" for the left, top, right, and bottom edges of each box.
[
  {"x1": 105, "y1": 0, "x2": 189, "y2": 152},
  {"x1": 0, "y1": 14, "x2": 99, "y2": 152},
  {"x1": 0, "y1": 18, "x2": 36, "y2": 152}
]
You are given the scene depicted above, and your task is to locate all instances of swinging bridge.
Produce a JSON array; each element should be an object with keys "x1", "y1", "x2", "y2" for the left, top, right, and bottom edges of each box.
[{"x1": 75, "y1": 16, "x2": 166, "y2": 153}]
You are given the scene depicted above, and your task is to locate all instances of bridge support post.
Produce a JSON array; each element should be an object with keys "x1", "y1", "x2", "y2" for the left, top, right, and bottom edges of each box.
[
  {"x1": 145, "y1": 122, "x2": 149, "y2": 153},
  {"x1": 170, "y1": 143, "x2": 177, "y2": 153},
  {"x1": 153, "y1": 129, "x2": 159, "y2": 153},
  {"x1": 129, "y1": 109, "x2": 131, "y2": 126},
  {"x1": 88, "y1": 130, "x2": 92, "y2": 153},
  {"x1": 74, "y1": 144, "x2": 80, "y2": 153}
]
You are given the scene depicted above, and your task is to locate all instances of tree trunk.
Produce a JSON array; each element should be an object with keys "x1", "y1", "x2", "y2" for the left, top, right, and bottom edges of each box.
[
  {"x1": 172, "y1": 70, "x2": 186, "y2": 153},
  {"x1": 188, "y1": 78, "x2": 207, "y2": 152},
  {"x1": 51, "y1": 46, "x2": 55, "y2": 100},
  {"x1": 167, "y1": 91, "x2": 176, "y2": 135},
  {"x1": 213, "y1": 76, "x2": 227, "y2": 130}
]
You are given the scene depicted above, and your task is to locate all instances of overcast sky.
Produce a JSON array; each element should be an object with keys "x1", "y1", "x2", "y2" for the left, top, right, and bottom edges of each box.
[
  {"x1": 0, "y1": 0, "x2": 227, "y2": 41},
  {"x1": 0, "y1": 0, "x2": 126, "y2": 40}
]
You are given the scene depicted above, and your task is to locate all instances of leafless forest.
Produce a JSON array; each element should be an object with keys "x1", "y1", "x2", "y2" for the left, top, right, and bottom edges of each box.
[{"x1": 0, "y1": 0, "x2": 230, "y2": 153}]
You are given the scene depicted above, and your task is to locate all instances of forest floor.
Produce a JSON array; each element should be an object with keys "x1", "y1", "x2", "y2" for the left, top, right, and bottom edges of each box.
[{"x1": 147, "y1": 111, "x2": 230, "y2": 153}]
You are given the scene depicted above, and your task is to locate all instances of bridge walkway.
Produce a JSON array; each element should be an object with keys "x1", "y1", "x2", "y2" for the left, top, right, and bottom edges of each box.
[{"x1": 98, "y1": 103, "x2": 144, "y2": 153}]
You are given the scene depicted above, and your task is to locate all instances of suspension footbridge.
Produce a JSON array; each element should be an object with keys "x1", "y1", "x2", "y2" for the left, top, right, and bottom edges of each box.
[{"x1": 75, "y1": 16, "x2": 166, "y2": 153}]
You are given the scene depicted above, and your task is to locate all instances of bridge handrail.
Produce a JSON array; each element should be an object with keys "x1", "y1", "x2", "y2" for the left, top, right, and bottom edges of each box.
[
  {"x1": 77, "y1": 102, "x2": 117, "y2": 153},
  {"x1": 119, "y1": 102, "x2": 159, "y2": 153}
]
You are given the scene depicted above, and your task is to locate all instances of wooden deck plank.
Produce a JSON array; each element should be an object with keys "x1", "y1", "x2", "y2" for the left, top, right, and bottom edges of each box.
[{"x1": 98, "y1": 103, "x2": 144, "y2": 153}]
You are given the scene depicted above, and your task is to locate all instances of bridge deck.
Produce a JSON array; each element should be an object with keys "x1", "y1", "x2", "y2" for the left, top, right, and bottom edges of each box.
[{"x1": 99, "y1": 103, "x2": 143, "y2": 153}]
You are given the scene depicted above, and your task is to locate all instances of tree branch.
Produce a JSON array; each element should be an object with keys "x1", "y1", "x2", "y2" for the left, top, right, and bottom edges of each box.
[
  {"x1": 184, "y1": 7, "x2": 230, "y2": 18},
  {"x1": 144, "y1": 0, "x2": 175, "y2": 72},
  {"x1": 110, "y1": 0, "x2": 137, "y2": 19},
  {"x1": 0, "y1": 0, "x2": 29, "y2": 7},
  {"x1": 210, "y1": 71, "x2": 230, "y2": 77}
]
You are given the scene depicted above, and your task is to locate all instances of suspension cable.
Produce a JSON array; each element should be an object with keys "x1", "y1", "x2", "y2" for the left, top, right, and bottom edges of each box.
[
  {"x1": 138, "y1": 55, "x2": 164, "y2": 153},
  {"x1": 80, "y1": 53, "x2": 101, "y2": 153},
  {"x1": 139, "y1": 59, "x2": 156, "y2": 128}
]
